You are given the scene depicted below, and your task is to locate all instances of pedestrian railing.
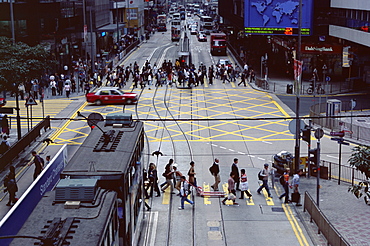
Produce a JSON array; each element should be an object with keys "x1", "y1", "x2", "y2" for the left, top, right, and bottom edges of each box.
[
  {"x1": 0, "y1": 116, "x2": 51, "y2": 171},
  {"x1": 309, "y1": 102, "x2": 370, "y2": 143},
  {"x1": 321, "y1": 160, "x2": 367, "y2": 185},
  {"x1": 303, "y1": 191, "x2": 350, "y2": 246}
]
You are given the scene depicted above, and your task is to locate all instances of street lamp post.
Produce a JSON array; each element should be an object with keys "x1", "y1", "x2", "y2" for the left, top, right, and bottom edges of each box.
[{"x1": 294, "y1": 0, "x2": 303, "y2": 173}]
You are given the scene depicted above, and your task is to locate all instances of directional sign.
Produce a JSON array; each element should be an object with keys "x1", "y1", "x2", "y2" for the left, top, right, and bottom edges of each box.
[
  {"x1": 330, "y1": 131, "x2": 345, "y2": 137},
  {"x1": 25, "y1": 96, "x2": 38, "y2": 106},
  {"x1": 314, "y1": 128, "x2": 324, "y2": 139},
  {"x1": 0, "y1": 107, "x2": 14, "y2": 114}
]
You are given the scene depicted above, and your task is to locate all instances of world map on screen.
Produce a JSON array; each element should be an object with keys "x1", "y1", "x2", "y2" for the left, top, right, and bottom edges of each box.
[{"x1": 251, "y1": 0, "x2": 300, "y2": 27}]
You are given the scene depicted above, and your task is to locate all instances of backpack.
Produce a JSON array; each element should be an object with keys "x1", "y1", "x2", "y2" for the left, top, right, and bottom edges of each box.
[
  {"x1": 258, "y1": 170, "x2": 263, "y2": 181},
  {"x1": 279, "y1": 175, "x2": 285, "y2": 185}
]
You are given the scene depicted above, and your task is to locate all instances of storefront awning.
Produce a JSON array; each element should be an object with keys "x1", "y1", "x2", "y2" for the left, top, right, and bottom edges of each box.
[{"x1": 97, "y1": 23, "x2": 125, "y2": 32}]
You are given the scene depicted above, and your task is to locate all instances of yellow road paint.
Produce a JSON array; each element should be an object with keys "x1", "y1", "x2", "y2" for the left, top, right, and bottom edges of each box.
[
  {"x1": 262, "y1": 188, "x2": 274, "y2": 205},
  {"x1": 245, "y1": 191, "x2": 254, "y2": 205},
  {"x1": 283, "y1": 204, "x2": 310, "y2": 246},
  {"x1": 162, "y1": 189, "x2": 171, "y2": 205},
  {"x1": 203, "y1": 183, "x2": 212, "y2": 205}
]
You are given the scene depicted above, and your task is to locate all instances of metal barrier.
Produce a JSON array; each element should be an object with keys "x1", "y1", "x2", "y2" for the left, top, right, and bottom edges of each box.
[
  {"x1": 322, "y1": 160, "x2": 368, "y2": 185},
  {"x1": 309, "y1": 102, "x2": 370, "y2": 143},
  {"x1": 0, "y1": 116, "x2": 51, "y2": 171},
  {"x1": 303, "y1": 191, "x2": 350, "y2": 246}
]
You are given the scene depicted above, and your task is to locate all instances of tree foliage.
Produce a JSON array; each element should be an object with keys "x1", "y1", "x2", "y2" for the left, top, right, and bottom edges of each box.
[
  {"x1": 0, "y1": 36, "x2": 57, "y2": 90},
  {"x1": 348, "y1": 145, "x2": 370, "y2": 205},
  {"x1": 348, "y1": 145, "x2": 370, "y2": 179}
]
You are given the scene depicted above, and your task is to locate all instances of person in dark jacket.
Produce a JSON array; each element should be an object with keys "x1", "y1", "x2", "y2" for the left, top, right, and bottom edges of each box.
[
  {"x1": 210, "y1": 158, "x2": 220, "y2": 191},
  {"x1": 147, "y1": 163, "x2": 160, "y2": 197},
  {"x1": 4, "y1": 166, "x2": 18, "y2": 206},
  {"x1": 231, "y1": 158, "x2": 240, "y2": 191},
  {"x1": 28, "y1": 151, "x2": 44, "y2": 180}
]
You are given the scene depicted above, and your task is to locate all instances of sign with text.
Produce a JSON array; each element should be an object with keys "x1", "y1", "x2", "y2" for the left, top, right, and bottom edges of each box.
[{"x1": 0, "y1": 145, "x2": 67, "y2": 246}]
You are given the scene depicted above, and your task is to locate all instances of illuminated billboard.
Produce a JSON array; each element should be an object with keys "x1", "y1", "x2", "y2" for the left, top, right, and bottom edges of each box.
[{"x1": 244, "y1": 0, "x2": 313, "y2": 35}]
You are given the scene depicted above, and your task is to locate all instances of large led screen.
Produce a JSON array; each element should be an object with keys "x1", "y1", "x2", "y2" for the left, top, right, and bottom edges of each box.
[{"x1": 244, "y1": 0, "x2": 313, "y2": 35}]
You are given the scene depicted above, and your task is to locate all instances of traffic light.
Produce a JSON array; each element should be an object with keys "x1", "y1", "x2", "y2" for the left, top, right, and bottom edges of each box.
[
  {"x1": 308, "y1": 148, "x2": 318, "y2": 165},
  {"x1": 301, "y1": 128, "x2": 311, "y2": 143}
]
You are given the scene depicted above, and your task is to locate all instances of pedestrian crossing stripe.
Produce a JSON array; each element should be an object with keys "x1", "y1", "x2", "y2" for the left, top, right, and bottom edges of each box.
[{"x1": 202, "y1": 183, "x2": 211, "y2": 205}]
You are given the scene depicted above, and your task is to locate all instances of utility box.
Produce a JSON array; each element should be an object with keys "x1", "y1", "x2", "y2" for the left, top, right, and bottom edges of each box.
[
  {"x1": 326, "y1": 99, "x2": 341, "y2": 117},
  {"x1": 326, "y1": 99, "x2": 341, "y2": 129}
]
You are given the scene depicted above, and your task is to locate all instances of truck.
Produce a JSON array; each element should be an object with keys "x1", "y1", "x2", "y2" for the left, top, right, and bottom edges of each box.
[{"x1": 210, "y1": 33, "x2": 227, "y2": 56}]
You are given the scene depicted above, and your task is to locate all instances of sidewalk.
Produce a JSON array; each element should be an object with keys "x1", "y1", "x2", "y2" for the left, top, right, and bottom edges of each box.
[{"x1": 292, "y1": 176, "x2": 370, "y2": 246}]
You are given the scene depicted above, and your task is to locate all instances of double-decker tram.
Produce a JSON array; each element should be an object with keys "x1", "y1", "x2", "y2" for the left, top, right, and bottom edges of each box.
[
  {"x1": 10, "y1": 115, "x2": 145, "y2": 246},
  {"x1": 157, "y1": 14, "x2": 167, "y2": 32},
  {"x1": 171, "y1": 19, "x2": 181, "y2": 41}
]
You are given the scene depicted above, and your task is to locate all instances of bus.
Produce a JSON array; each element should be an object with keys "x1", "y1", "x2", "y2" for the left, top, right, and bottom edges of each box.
[
  {"x1": 157, "y1": 14, "x2": 167, "y2": 32},
  {"x1": 171, "y1": 19, "x2": 181, "y2": 41},
  {"x1": 199, "y1": 16, "x2": 213, "y2": 34}
]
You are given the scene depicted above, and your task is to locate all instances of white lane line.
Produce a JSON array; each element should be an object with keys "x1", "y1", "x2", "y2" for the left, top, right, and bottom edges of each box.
[
  {"x1": 211, "y1": 144, "x2": 218, "y2": 147},
  {"x1": 148, "y1": 211, "x2": 158, "y2": 246},
  {"x1": 238, "y1": 152, "x2": 245, "y2": 155},
  {"x1": 262, "y1": 141, "x2": 273, "y2": 145},
  {"x1": 248, "y1": 155, "x2": 255, "y2": 158},
  {"x1": 220, "y1": 146, "x2": 226, "y2": 149},
  {"x1": 228, "y1": 149, "x2": 235, "y2": 152},
  {"x1": 327, "y1": 155, "x2": 339, "y2": 160},
  {"x1": 258, "y1": 157, "x2": 266, "y2": 161}
]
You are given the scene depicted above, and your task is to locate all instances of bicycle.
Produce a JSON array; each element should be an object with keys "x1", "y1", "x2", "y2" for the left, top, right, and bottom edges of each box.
[{"x1": 306, "y1": 83, "x2": 325, "y2": 95}]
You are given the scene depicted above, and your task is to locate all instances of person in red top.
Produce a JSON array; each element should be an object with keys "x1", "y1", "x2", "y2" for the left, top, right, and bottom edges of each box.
[
  {"x1": 239, "y1": 169, "x2": 252, "y2": 199},
  {"x1": 279, "y1": 168, "x2": 291, "y2": 203}
]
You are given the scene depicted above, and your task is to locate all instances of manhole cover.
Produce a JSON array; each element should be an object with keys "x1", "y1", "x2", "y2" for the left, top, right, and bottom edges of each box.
[{"x1": 271, "y1": 207, "x2": 284, "y2": 212}]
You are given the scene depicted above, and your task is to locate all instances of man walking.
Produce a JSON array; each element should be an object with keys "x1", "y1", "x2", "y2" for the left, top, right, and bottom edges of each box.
[
  {"x1": 291, "y1": 169, "x2": 303, "y2": 206},
  {"x1": 279, "y1": 168, "x2": 291, "y2": 203},
  {"x1": 28, "y1": 151, "x2": 44, "y2": 180},
  {"x1": 210, "y1": 158, "x2": 220, "y2": 191},
  {"x1": 231, "y1": 158, "x2": 240, "y2": 191},
  {"x1": 178, "y1": 176, "x2": 194, "y2": 210},
  {"x1": 257, "y1": 163, "x2": 272, "y2": 198}
]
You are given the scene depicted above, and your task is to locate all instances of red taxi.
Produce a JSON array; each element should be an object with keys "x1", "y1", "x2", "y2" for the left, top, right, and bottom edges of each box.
[{"x1": 86, "y1": 87, "x2": 138, "y2": 105}]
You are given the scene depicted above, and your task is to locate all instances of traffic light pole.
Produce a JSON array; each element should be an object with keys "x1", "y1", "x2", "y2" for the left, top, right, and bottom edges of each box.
[
  {"x1": 307, "y1": 120, "x2": 312, "y2": 178},
  {"x1": 316, "y1": 140, "x2": 320, "y2": 207}
]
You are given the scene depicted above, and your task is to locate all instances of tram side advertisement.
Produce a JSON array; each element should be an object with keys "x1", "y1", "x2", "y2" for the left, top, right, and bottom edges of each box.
[{"x1": 244, "y1": 0, "x2": 313, "y2": 36}]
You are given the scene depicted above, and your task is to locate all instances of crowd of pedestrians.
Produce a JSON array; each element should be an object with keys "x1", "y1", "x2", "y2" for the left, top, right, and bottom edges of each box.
[
  {"x1": 99, "y1": 59, "x2": 257, "y2": 90},
  {"x1": 143, "y1": 156, "x2": 302, "y2": 210}
]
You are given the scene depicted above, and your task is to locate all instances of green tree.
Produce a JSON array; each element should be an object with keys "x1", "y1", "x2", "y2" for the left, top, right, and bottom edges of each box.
[
  {"x1": 0, "y1": 36, "x2": 56, "y2": 91},
  {"x1": 348, "y1": 145, "x2": 370, "y2": 205}
]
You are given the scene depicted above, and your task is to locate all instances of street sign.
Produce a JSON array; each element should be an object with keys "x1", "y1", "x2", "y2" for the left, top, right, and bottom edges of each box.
[
  {"x1": 25, "y1": 96, "x2": 38, "y2": 106},
  {"x1": 289, "y1": 119, "x2": 305, "y2": 135},
  {"x1": 330, "y1": 137, "x2": 343, "y2": 141},
  {"x1": 331, "y1": 138, "x2": 350, "y2": 145},
  {"x1": 314, "y1": 128, "x2": 324, "y2": 139},
  {"x1": 330, "y1": 131, "x2": 345, "y2": 137},
  {"x1": 0, "y1": 107, "x2": 14, "y2": 114}
]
